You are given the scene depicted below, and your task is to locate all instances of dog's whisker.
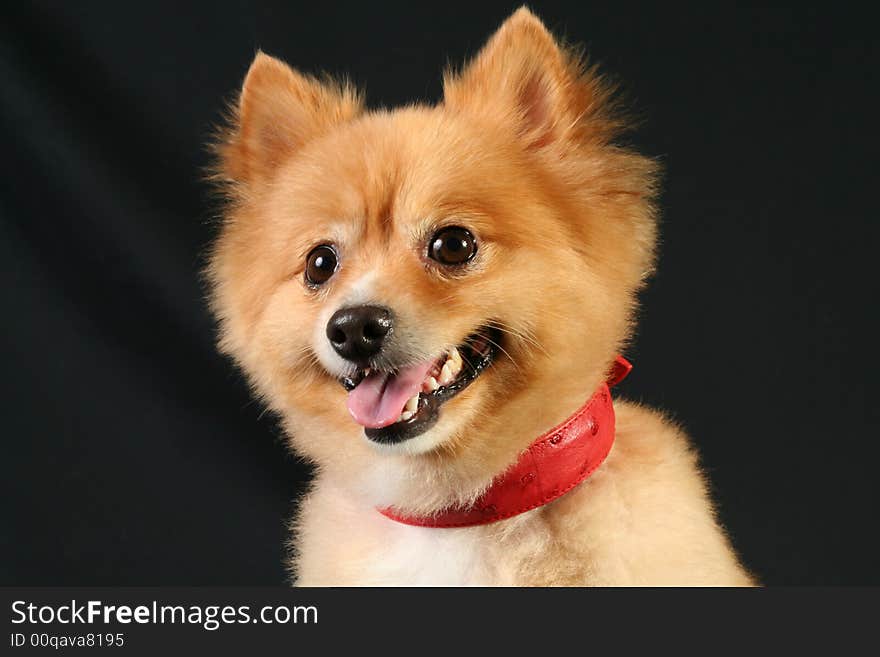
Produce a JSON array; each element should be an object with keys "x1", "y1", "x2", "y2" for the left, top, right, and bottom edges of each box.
[
  {"x1": 484, "y1": 337, "x2": 520, "y2": 372},
  {"x1": 486, "y1": 320, "x2": 549, "y2": 358}
]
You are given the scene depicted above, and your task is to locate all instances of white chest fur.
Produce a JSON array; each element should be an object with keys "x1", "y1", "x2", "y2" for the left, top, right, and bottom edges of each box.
[
  {"x1": 363, "y1": 519, "x2": 493, "y2": 586},
  {"x1": 295, "y1": 479, "x2": 517, "y2": 586}
]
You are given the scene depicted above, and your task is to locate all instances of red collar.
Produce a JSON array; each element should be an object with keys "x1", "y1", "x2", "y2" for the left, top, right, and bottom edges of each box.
[{"x1": 379, "y1": 355, "x2": 632, "y2": 528}]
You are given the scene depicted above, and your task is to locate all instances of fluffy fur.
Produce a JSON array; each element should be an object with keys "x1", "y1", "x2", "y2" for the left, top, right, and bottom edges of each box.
[{"x1": 207, "y1": 7, "x2": 754, "y2": 586}]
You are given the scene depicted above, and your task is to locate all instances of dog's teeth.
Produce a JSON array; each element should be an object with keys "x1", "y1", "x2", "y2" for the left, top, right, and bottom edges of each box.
[
  {"x1": 439, "y1": 361, "x2": 455, "y2": 386},
  {"x1": 424, "y1": 376, "x2": 440, "y2": 392},
  {"x1": 450, "y1": 347, "x2": 462, "y2": 370},
  {"x1": 400, "y1": 410, "x2": 414, "y2": 422},
  {"x1": 405, "y1": 395, "x2": 419, "y2": 413}
]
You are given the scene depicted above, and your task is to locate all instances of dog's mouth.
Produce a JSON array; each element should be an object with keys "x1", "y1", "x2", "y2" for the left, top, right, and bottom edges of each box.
[{"x1": 339, "y1": 326, "x2": 501, "y2": 444}]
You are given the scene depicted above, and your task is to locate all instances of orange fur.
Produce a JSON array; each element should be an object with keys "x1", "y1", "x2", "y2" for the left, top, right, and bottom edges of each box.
[{"x1": 207, "y1": 7, "x2": 753, "y2": 585}]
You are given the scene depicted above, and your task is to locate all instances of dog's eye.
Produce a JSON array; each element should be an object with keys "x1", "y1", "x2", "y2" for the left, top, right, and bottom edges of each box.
[
  {"x1": 305, "y1": 245, "x2": 338, "y2": 286},
  {"x1": 428, "y1": 226, "x2": 477, "y2": 266}
]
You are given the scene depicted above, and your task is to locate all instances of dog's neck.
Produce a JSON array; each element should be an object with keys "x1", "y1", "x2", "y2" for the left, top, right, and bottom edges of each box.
[{"x1": 378, "y1": 355, "x2": 631, "y2": 528}]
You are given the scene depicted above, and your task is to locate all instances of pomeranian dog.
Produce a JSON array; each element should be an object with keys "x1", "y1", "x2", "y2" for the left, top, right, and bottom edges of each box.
[{"x1": 207, "y1": 7, "x2": 754, "y2": 585}]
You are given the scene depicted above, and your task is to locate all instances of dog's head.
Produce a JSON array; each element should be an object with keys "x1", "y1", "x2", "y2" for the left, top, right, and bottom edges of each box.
[{"x1": 207, "y1": 8, "x2": 658, "y2": 509}]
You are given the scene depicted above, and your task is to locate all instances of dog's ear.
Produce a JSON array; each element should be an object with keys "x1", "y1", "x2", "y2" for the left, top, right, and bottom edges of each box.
[
  {"x1": 216, "y1": 52, "x2": 362, "y2": 184},
  {"x1": 443, "y1": 7, "x2": 618, "y2": 151}
]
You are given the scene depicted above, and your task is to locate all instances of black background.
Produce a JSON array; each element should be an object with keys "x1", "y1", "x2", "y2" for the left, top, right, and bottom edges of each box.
[{"x1": 2, "y1": 1, "x2": 877, "y2": 585}]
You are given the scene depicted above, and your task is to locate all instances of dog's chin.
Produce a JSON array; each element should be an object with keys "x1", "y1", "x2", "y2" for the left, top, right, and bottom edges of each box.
[{"x1": 366, "y1": 415, "x2": 461, "y2": 456}]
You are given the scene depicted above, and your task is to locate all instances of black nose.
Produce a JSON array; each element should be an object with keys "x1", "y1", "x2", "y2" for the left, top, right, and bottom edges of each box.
[{"x1": 326, "y1": 305, "x2": 393, "y2": 363}]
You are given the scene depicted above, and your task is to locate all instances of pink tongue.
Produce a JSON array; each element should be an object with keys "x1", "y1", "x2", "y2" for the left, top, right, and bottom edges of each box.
[{"x1": 347, "y1": 361, "x2": 434, "y2": 429}]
